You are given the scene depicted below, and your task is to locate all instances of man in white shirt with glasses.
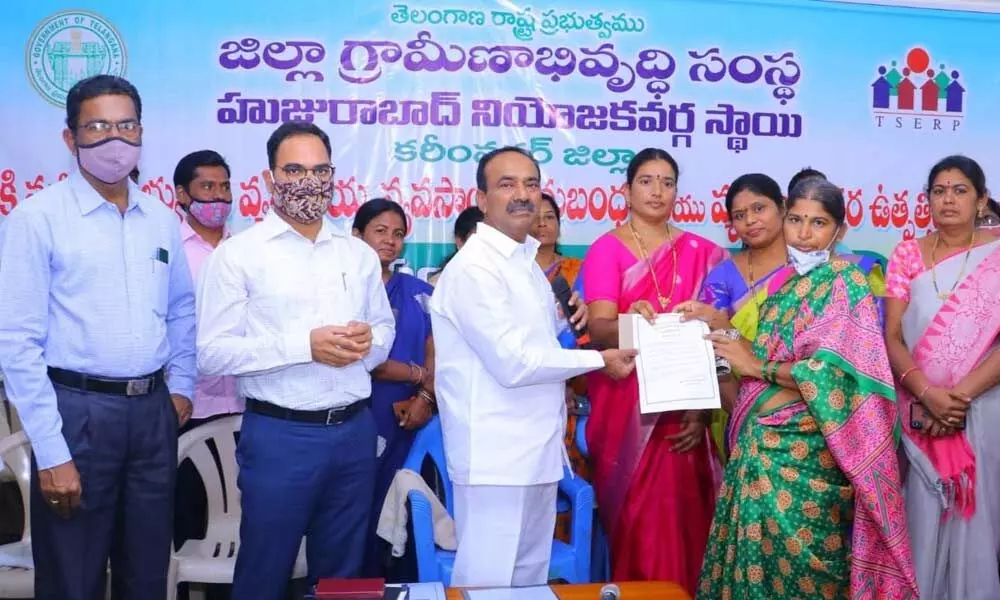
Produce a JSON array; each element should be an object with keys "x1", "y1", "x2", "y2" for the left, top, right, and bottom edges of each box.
[{"x1": 197, "y1": 121, "x2": 394, "y2": 598}]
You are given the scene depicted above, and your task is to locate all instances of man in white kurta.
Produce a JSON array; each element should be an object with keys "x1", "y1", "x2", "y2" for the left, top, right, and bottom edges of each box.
[{"x1": 430, "y1": 147, "x2": 636, "y2": 587}]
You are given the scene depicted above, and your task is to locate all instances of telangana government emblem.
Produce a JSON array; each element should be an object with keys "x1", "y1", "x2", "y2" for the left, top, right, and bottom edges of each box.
[{"x1": 25, "y1": 10, "x2": 128, "y2": 108}]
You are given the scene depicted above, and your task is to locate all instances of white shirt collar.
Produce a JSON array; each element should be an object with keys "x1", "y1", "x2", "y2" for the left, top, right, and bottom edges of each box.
[
  {"x1": 475, "y1": 222, "x2": 540, "y2": 262},
  {"x1": 259, "y1": 210, "x2": 340, "y2": 243}
]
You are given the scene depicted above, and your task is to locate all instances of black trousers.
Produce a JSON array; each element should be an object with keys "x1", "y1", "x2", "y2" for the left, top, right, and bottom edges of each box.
[{"x1": 32, "y1": 383, "x2": 177, "y2": 600}]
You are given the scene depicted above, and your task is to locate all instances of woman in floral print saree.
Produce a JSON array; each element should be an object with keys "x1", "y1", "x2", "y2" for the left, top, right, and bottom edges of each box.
[{"x1": 697, "y1": 179, "x2": 918, "y2": 599}]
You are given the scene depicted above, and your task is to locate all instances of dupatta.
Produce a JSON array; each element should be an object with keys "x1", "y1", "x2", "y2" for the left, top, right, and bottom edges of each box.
[{"x1": 897, "y1": 241, "x2": 1000, "y2": 519}]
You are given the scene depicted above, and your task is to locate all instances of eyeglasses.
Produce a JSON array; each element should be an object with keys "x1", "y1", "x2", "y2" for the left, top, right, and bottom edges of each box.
[
  {"x1": 77, "y1": 119, "x2": 141, "y2": 138},
  {"x1": 278, "y1": 163, "x2": 335, "y2": 182}
]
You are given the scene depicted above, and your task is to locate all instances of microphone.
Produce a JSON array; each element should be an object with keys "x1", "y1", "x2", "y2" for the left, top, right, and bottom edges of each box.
[
  {"x1": 550, "y1": 275, "x2": 591, "y2": 347},
  {"x1": 599, "y1": 583, "x2": 621, "y2": 600}
]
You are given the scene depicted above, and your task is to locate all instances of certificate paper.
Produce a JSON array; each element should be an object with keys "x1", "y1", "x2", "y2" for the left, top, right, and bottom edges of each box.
[
  {"x1": 619, "y1": 313, "x2": 722, "y2": 414},
  {"x1": 460, "y1": 586, "x2": 558, "y2": 600}
]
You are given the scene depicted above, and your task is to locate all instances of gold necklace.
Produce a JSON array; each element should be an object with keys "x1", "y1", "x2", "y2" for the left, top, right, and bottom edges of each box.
[
  {"x1": 628, "y1": 220, "x2": 677, "y2": 309},
  {"x1": 930, "y1": 231, "x2": 975, "y2": 300}
]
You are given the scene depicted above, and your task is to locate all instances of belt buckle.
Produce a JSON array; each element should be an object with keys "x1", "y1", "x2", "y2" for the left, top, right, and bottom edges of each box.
[
  {"x1": 125, "y1": 378, "x2": 151, "y2": 396},
  {"x1": 325, "y1": 407, "x2": 343, "y2": 426}
]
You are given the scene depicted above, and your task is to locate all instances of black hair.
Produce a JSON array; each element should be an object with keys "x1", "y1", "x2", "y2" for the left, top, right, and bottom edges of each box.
[
  {"x1": 625, "y1": 148, "x2": 679, "y2": 186},
  {"x1": 787, "y1": 167, "x2": 826, "y2": 198},
  {"x1": 540, "y1": 191, "x2": 560, "y2": 221},
  {"x1": 539, "y1": 191, "x2": 564, "y2": 254},
  {"x1": 724, "y1": 173, "x2": 784, "y2": 216},
  {"x1": 454, "y1": 205, "x2": 484, "y2": 242},
  {"x1": 788, "y1": 178, "x2": 846, "y2": 225},
  {"x1": 266, "y1": 121, "x2": 332, "y2": 170},
  {"x1": 475, "y1": 146, "x2": 541, "y2": 191},
  {"x1": 926, "y1": 155, "x2": 987, "y2": 199},
  {"x1": 437, "y1": 206, "x2": 485, "y2": 270},
  {"x1": 65, "y1": 75, "x2": 142, "y2": 130},
  {"x1": 129, "y1": 167, "x2": 140, "y2": 184},
  {"x1": 353, "y1": 197, "x2": 408, "y2": 235},
  {"x1": 987, "y1": 197, "x2": 1000, "y2": 217},
  {"x1": 173, "y1": 150, "x2": 231, "y2": 191}
]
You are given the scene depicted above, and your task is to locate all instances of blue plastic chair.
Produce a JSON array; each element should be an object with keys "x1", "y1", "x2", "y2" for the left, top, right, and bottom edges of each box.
[
  {"x1": 574, "y1": 415, "x2": 611, "y2": 582},
  {"x1": 403, "y1": 416, "x2": 593, "y2": 585}
]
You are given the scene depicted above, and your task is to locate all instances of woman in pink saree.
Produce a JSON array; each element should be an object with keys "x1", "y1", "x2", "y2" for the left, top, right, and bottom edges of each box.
[
  {"x1": 885, "y1": 155, "x2": 1000, "y2": 599},
  {"x1": 582, "y1": 148, "x2": 727, "y2": 593}
]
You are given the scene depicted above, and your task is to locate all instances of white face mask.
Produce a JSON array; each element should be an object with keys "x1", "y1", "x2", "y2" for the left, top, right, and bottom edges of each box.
[{"x1": 787, "y1": 227, "x2": 840, "y2": 276}]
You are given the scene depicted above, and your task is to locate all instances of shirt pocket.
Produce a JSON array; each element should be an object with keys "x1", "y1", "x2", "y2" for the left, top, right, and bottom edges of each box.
[
  {"x1": 342, "y1": 271, "x2": 369, "y2": 323},
  {"x1": 319, "y1": 268, "x2": 366, "y2": 325},
  {"x1": 150, "y1": 251, "x2": 171, "y2": 317}
]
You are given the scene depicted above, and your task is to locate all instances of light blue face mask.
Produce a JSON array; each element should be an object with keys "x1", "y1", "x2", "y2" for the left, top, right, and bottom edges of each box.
[{"x1": 787, "y1": 227, "x2": 840, "y2": 276}]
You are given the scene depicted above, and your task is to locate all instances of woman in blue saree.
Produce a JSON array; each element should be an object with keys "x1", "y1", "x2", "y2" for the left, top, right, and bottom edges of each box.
[{"x1": 353, "y1": 198, "x2": 435, "y2": 579}]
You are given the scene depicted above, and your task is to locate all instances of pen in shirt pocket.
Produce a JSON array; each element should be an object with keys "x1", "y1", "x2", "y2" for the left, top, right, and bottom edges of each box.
[
  {"x1": 152, "y1": 247, "x2": 169, "y2": 272},
  {"x1": 342, "y1": 272, "x2": 347, "y2": 291}
]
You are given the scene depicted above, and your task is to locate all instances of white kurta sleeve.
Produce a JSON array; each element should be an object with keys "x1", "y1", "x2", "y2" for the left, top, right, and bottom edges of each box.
[{"x1": 441, "y1": 263, "x2": 604, "y2": 388}]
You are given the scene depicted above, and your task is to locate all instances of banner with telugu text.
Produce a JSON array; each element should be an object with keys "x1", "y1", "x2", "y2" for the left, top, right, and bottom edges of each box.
[{"x1": 2, "y1": 0, "x2": 998, "y2": 280}]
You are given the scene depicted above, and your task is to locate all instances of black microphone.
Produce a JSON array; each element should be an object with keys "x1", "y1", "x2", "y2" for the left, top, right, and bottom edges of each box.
[
  {"x1": 599, "y1": 583, "x2": 621, "y2": 600},
  {"x1": 550, "y1": 275, "x2": 591, "y2": 347}
]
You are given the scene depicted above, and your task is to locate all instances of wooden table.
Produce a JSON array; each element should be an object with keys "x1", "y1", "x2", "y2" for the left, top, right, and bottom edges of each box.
[{"x1": 447, "y1": 582, "x2": 689, "y2": 599}]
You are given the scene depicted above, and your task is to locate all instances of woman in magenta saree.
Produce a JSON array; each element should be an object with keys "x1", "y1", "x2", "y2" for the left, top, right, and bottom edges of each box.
[
  {"x1": 885, "y1": 156, "x2": 1000, "y2": 599},
  {"x1": 583, "y1": 148, "x2": 727, "y2": 593}
]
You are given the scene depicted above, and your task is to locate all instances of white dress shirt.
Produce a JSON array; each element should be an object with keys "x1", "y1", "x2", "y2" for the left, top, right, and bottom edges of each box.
[
  {"x1": 430, "y1": 223, "x2": 604, "y2": 486},
  {"x1": 196, "y1": 212, "x2": 395, "y2": 410}
]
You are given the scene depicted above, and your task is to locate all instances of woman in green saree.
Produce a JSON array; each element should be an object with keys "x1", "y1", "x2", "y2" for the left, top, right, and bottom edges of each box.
[
  {"x1": 696, "y1": 179, "x2": 917, "y2": 599},
  {"x1": 680, "y1": 174, "x2": 890, "y2": 462}
]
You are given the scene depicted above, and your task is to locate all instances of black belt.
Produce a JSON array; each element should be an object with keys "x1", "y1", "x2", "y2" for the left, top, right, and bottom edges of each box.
[
  {"x1": 47, "y1": 367, "x2": 164, "y2": 397},
  {"x1": 246, "y1": 398, "x2": 366, "y2": 425}
]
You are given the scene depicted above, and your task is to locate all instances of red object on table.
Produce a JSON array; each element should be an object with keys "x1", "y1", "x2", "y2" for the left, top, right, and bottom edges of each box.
[{"x1": 314, "y1": 578, "x2": 385, "y2": 599}]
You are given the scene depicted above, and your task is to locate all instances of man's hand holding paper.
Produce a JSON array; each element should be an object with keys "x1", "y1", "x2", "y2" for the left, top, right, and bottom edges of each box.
[
  {"x1": 619, "y1": 313, "x2": 722, "y2": 414},
  {"x1": 600, "y1": 348, "x2": 639, "y2": 380}
]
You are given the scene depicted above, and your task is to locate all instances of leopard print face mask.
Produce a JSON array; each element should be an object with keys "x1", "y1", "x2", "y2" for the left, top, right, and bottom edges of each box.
[{"x1": 271, "y1": 176, "x2": 333, "y2": 224}]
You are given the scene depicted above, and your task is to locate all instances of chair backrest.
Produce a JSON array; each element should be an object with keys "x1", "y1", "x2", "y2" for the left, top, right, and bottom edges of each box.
[
  {"x1": 0, "y1": 432, "x2": 31, "y2": 543},
  {"x1": 177, "y1": 416, "x2": 242, "y2": 534},
  {"x1": 575, "y1": 415, "x2": 588, "y2": 458},
  {"x1": 0, "y1": 385, "x2": 22, "y2": 439},
  {"x1": 401, "y1": 416, "x2": 453, "y2": 515}
]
